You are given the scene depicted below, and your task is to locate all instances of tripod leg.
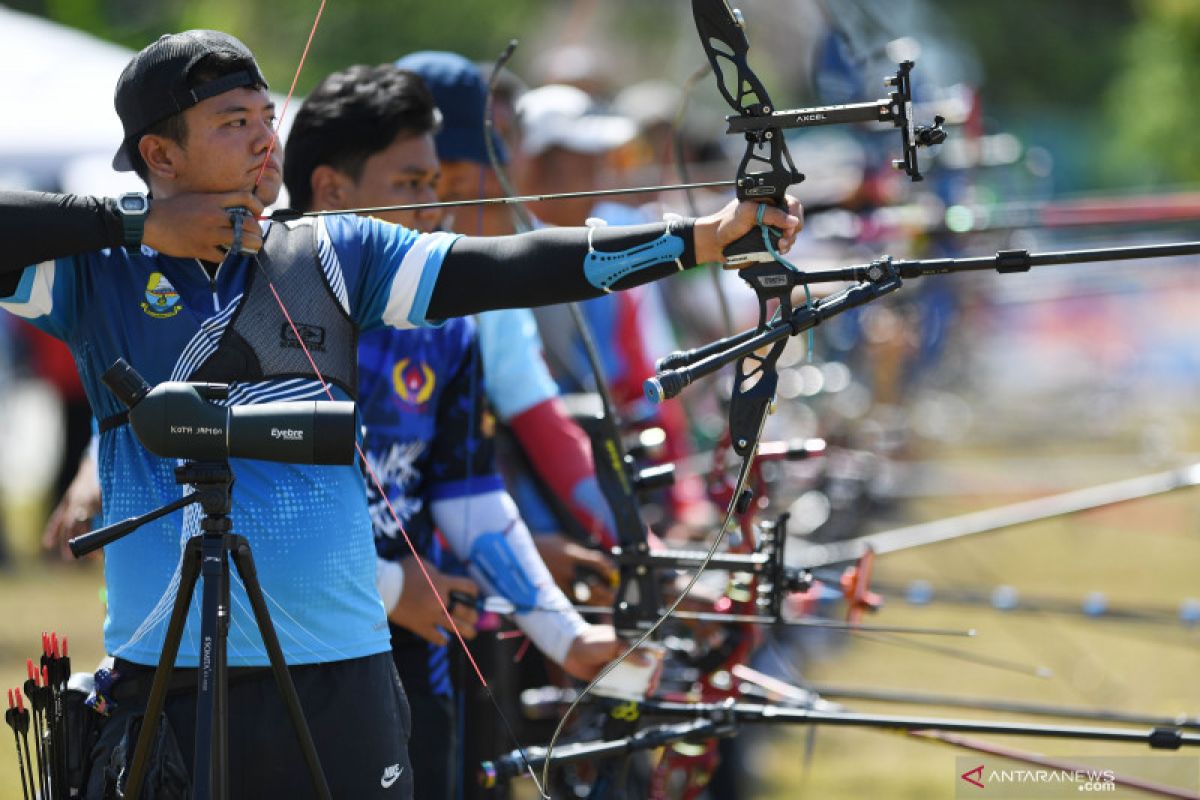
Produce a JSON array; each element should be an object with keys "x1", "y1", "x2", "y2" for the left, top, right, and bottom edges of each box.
[
  {"x1": 229, "y1": 536, "x2": 332, "y2": 800},
  {"x1": 125, "y1": 537, "x2": 204, "y2": 800},
  {"x1": 193, "y1": 532, "x2": 232, "y2": 800},
  {"x1": 216, "y1": 541, "x2": 229, "y2": 799}
]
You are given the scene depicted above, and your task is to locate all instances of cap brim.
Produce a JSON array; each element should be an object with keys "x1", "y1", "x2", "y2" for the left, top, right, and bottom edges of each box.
[{"x1": 112, "y1": 141, "x2": 134, "y2": 173}]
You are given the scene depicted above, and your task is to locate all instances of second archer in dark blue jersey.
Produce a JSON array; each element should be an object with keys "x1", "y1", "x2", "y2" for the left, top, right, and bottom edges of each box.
[{"x1": 285, "y1": 63, "x2": 626, "y2": 797}]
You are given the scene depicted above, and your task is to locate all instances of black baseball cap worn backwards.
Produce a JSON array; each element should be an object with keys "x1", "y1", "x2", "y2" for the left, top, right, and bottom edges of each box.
[{"x1": 112, "y1": 29, "x2": 269, "y2": 171}]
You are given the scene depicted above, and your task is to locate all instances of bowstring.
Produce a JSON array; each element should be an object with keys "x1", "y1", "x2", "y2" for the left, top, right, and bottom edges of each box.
[
  {"x1": 253, "y1": 0, "x2": 326, "y2": 189},
  {"x1": 538, "y1": 408, "x2": 771, "y2": 794}
]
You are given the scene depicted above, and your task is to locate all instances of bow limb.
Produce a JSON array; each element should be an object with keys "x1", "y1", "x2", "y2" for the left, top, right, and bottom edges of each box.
[
  {"x1": 692, "y1": 0, "x2": 773, "y2": 117},
  {"x1": 485, "y1": 40, "x2": 680, "y2": 640},
  {"x1": 692, "y1": 0, "x2": 803, "y2": 214},
  {"x1": 484, "y1": 40, "x2": 535, "y2": 234}
]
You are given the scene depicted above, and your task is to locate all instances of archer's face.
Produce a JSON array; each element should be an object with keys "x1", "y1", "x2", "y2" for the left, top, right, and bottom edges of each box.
[
  {"x1": 437, "y1": 160, "x2": 515, "y2": 236},
  {"x1": 519, "y1": 146, "x2": 604, "y2": 227},
  {"x1": 153, "y1": 87, "x2": 283, "y2": 203},
  {"x1": 331, "y1": 133, "x2": 441, "y2": 233}
]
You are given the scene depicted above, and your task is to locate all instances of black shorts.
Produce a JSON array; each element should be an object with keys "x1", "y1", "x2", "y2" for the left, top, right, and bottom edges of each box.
[
  {"x1": 84, "y1": 652, "x2": 413, "y2": 799},
  {"x1": 392, "y1": 631, "x2": 457, "y2": 797}
]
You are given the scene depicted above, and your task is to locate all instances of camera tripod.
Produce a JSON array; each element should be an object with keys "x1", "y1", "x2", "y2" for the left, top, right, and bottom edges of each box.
[{"x1": 71, "y1": 461, "x2": 331, "y2": 800}]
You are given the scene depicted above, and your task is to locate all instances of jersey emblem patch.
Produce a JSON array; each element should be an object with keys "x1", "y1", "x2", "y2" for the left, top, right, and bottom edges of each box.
[
  {"x1": 140, "y1": 272, "x2": 182, "y2": 318},
  {"x1": 392, "y1": 358, "x2": 436, "y2": 406}
]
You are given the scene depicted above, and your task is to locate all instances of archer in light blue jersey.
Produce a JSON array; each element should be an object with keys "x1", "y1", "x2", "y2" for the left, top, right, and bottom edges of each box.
[{"x1": 4, "y1": 212, "x2": 457, "y2": 667}]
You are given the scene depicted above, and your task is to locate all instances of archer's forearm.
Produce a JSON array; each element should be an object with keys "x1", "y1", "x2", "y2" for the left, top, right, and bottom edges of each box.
[
  {"x1": 508, "y1": 398, "x2": 619, "y2": 549},
  {"x1": 0, "y1": 191, "x2": 124, "y2": 282},
  {"x1": 427, "y1": 220, "x2": 697, "y2": 318},
  {"x1": 431, "y1": 490, "x2": 587, "y2": 664}
]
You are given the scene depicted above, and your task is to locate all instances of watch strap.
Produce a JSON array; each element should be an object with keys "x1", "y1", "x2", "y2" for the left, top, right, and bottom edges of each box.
[{"x1": 118, "y1": 192, "x2": 147, "y2": 249}]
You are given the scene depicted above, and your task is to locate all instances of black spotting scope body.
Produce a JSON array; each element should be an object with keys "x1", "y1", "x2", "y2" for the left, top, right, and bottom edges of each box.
[{"x1": 102, "y1": 359, "x2": 357, "y2": 465}]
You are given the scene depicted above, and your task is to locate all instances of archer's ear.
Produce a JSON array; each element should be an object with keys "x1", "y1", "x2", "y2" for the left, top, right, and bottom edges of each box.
[
  {"x1": 137, "y1": 134, "x2": 181, "y2": 181},
  {"x1": 310, "y1": 165, "x2": 352, "y2": 212}
]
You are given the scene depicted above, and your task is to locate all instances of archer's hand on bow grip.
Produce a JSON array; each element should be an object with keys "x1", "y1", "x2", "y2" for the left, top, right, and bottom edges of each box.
[{"x1": 693, "y1": 196, "x2": 803, "y2": 268}]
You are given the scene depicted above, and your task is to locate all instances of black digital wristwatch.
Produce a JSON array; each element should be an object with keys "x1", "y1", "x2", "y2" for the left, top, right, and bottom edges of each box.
[{"x1": 117, "y1": 192, "x2": 149, "y2": 248}]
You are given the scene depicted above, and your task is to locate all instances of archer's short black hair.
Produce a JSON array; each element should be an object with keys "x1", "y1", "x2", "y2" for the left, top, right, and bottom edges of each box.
[{"x1": 284, "y1": 64, "x2": 440, "y2": 212}]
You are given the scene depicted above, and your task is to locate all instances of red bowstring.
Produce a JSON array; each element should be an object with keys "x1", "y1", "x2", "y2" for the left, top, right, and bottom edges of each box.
[
  {"x1": 263, "y1": 283, "x2": 491, "y2": 687},
  {"x1": 250, "y1": 0, "x2": 490, "y2": 689},
  {"x1": 254, "y1": 0, "x2": 326, "y2": 190}
]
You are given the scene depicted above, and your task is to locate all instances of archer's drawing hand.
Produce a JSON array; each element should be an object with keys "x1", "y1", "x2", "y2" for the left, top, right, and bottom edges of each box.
[
  {"x1": 562, "y1": 624, "x2": 639, "y2": 681},
  {"x1": 694, "y1": 195, "x2": 803, "y2": 266},
  {"x1": 388, "y1": 559, "x2": 480, "y2": 646},
  {"x1": 533, "y1": 533, "x2": 618, "y2": 607},
  {"x1": 143, "y1": 191, "x2": 265, "y2": 262}
]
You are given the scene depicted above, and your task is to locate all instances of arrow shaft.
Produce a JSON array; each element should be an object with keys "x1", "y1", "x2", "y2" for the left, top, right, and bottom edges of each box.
[
  {"x1": 642, "y1": 701, "x2": 1200, "y2": 747},
  {"x1": 568, "y1": 605, "x2": 972, "y2": 635},
  {"x1": 271, "y1": 180, "x2": 736, "y2": 219},
  {"x1": 811, "y1": 683, "x2": 1200, "y2": 729},
  {"x1": 797, "y1": 463, "x2": 1200, "y2": 568}
]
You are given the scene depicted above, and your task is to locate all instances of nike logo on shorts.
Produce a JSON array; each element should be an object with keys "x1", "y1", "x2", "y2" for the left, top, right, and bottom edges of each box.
[{"x1": 381, "y1": 763, "x2": 405, "y2": 788}]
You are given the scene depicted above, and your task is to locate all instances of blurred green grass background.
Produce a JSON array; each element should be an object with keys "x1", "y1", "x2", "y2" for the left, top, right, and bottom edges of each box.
[{"x1": 748, "y1": 486, "x2": 1200, "y2": 799}]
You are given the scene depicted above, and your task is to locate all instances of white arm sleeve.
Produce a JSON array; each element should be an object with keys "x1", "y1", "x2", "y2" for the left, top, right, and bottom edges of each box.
[
  {"x1": 376, "y1": 557, "x2": 404, "y2": 615},
  {"x1": 432, "y1": 490, "x2": 587, "y2": 665}
]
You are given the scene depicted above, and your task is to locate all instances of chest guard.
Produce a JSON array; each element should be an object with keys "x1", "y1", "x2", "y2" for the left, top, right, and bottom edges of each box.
[{"x1": 189, "y1": 221, "x2": 358, "y2": 398}]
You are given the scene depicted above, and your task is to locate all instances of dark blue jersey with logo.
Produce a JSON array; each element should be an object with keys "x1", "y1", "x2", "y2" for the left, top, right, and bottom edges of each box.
[
  {"x1": 358, "y1": 319, "x2": 502, "y2": 695},
  {"x1": 359, "y1": 317, "x2": 503, "y2": 558}
]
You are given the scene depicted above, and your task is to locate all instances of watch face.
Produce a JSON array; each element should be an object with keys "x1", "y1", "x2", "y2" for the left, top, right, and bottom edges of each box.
[{"x1": 120, "y1": 195, "x2": 147, "y2": 213}]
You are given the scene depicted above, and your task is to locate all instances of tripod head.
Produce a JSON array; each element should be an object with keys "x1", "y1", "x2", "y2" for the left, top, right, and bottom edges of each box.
[{"x1": 103, "y1": 359, "x2": 357, "y2": 466}]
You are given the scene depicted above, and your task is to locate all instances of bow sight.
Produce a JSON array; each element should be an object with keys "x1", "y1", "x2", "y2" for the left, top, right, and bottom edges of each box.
[
  {"x1": 721, "y1": 60, "x2": 946, "y2": 184},
  {"x1": 694, "y1": 0, "x2": 944, "y2": 268}
]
